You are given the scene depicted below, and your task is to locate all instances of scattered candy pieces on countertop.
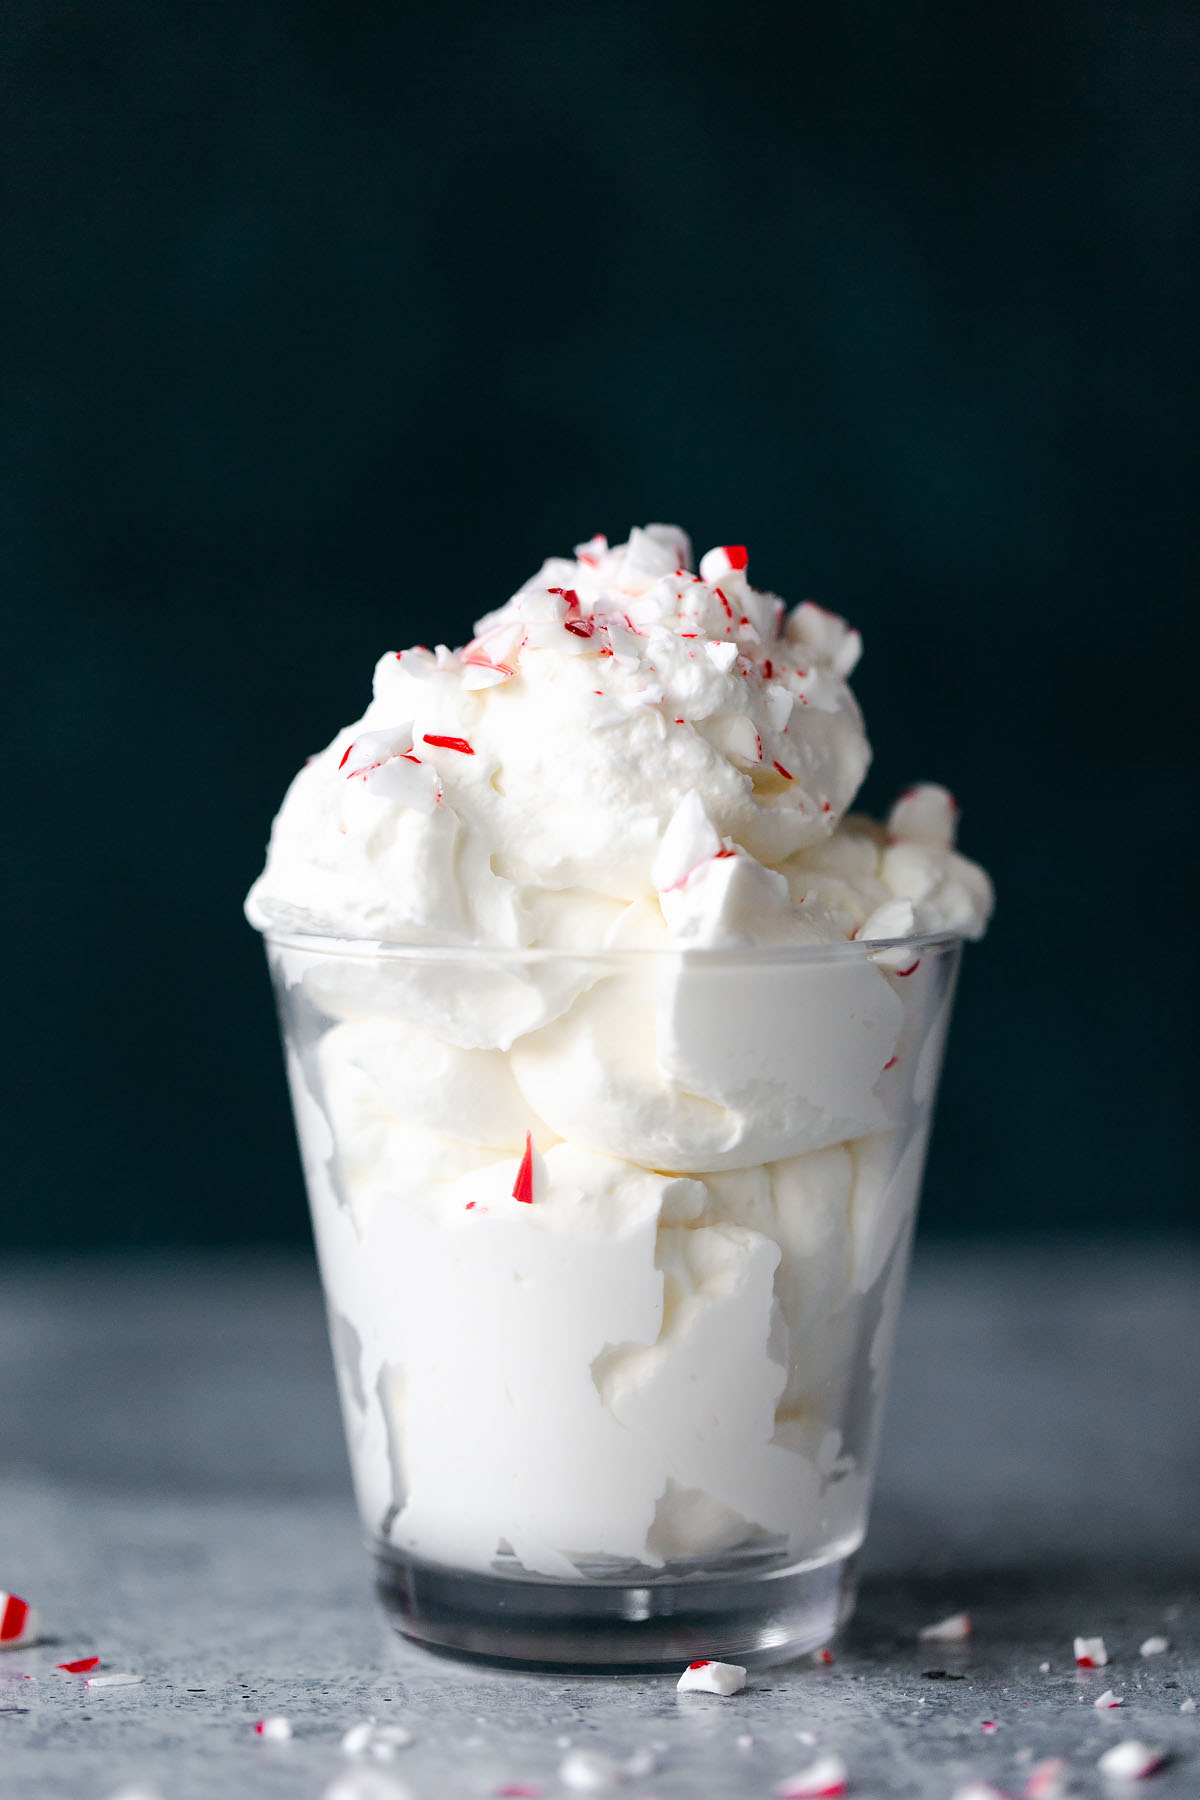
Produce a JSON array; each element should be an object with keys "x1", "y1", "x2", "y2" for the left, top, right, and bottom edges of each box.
[
  {"x1": 254, "y1": 1716, "x2": 293, "y2": 1740},
  {"x1": 776, "y1": 1752, "x2": 850, "y2": 1797},
  {"x1": 675, "y1": 1658, "x2": 747, "y2": 1695},
  {"x1": 918, "y1": 1610, "x2": 972, "y2": 1642},
  {"x1": 1096, "y1": 1740, "x2": 1167, "y2": 1779},
  {"x1": 557, "y1": 1748, "x2": 622, "y2": 1790}
]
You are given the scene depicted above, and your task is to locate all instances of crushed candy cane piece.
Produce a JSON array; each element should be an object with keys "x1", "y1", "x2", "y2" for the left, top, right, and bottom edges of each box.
[
  {"x1": 1096, "y1": 1740, "x2": 1166, "y2": 1780},
  {"x1": 1139, "y1": 1636, "x2": 1169, "y2": 1656},
  {"x1": 256, "y1": 1716, "x2": 293, "y2": 1740},
  {"x1": 1025, "y1": 1758, "x2": 1068, "y2": 1799},
  {"x1": 624, "y1": 1749, "x2": 657, "y2": 1778},
  {"x1": 981, "y1": 1719, "x2": 999, "y2": 1733},
  {"x1": 737, "y1": 1733, "x2": 756, "y2": 1748},
  {"x1": 342, "y1": 1719, "x2": 415, "y2": 1759},
  {"x1": 1179, "y1": 1698, "x2": 1196, "y2": 1712},
  {"x1": 56, "y1": 1657, "x2": 101, "y2": 1674},
  {"x1": 652, "y1": 792, "x2": 722, "y2": 893},
  {"x1": 1039, "y1": 1663, "x2": 1051, "y2": 1673},
  {"x1": 0, "y1": 1593, "x2": 38, "y2": 1649},
  {"x1": 676, "y1": 1658, "x2": 746, "y2": 1695},
  {"x1": 558, "y1": 1748, "x2": 621, "y2": 1790},
  {"x1": 888, "y1": 783, "x2": 958, "y2": 850},
  {"x1": 918, "y1": 1610, "x2": 972, "y2": 1643},
  {"x1": 86, "y1": 1670, "x2": 142, "y2": 1688},
  {"x1": 952, "y1": 1785, "x2": 1010, "y2": 1800},
  {"x1": 777, "y1": 1752, "x2": 849, "y2": 1797},
  {"x1": 421, "y1": 734, "x2": 474, "y2": 755},
  {"x1": 1094, "y1": 1689, "x2": 1124, "y2": 1709},
  {"x1": 705, "y1": 639, "x2": 739, "y2": 673},
  {"x1": 698, "y1": 545, "x2": 749, "y2": 584},
  {"x1": 511, "y1": 1132, "x2": 538, "y2": 1204},
  {"x1": 496, "y1": 1786, "x2": 543, "y2": 1798},
  {"x1": 1075, "y1": 1635, "x2": 1108, "y2": 1668},
  {"x1": 813, "y1": 1648, "x2": 834, "y2": 1665}
]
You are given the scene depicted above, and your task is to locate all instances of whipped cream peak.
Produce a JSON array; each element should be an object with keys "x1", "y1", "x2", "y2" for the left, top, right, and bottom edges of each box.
[{"x1": 247, "y1": 526, "x2": 991, "y2": 949}]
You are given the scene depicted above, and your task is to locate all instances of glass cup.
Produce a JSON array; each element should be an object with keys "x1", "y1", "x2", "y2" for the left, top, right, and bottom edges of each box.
[{"x1": 262, "y1": 929, "x2": 963, "y2": 1670}]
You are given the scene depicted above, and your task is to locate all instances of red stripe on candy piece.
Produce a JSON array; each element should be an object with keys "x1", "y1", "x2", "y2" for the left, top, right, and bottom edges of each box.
[
  {"x1": 0, "y1": 1595, "x2": 30, "y2": 1643},
  {"x1": 564, "y1": 617, "x2": 596, "y2": 638},
  {"x1": 722, "y1": 545, "x2": 748, "y2": 570},
  {"x1": 512, "y1": 1133, "x2": 535, "y2": 1205},
  {"x1": 773, "y1": 761, "x2": 793, "y2": 781},
  {"x1": 894, "y1": 962, "x2": 920, "y2": 978},
  {"x1": 883, "y1": 1056, "x2": 898, "y2": 1071},
  {"x1": 422, "y1": 735, "x2": 475, "y2": 755},
  {"x1": 338, "y1": 743, "x2": 354, "y2": 770},
  {"x1": 688, "y1": 1660, "x2": 711, "y2": 1669}
]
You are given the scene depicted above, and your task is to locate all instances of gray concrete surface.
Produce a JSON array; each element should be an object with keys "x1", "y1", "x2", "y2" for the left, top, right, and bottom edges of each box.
[{"x1": 0, "y1": 1242, "x2": 1196, "y2": 1799}]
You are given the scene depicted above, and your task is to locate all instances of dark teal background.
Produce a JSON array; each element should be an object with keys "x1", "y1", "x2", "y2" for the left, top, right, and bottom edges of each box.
[{"x1": 4, "y1": 2, "x2": 1197, "y2": 1246}]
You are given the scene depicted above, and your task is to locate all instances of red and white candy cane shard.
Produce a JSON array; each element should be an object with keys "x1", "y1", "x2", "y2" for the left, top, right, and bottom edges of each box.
[
  {"x1": 698, "y1": 544, "x2": 749, "y2": 585},
  {"x1": 1074, "y1": 1634, "x2": 1108, "y2": 1668},
  {"x1": 55, "y1": 1656, "x2": 101, "y2": 1674},
  {"x1": 813, "y1": 1648, "x2": 834, "y2": 1665},
  {"x1": 495, "y1": 1786, "x2": 543, "y2": 1798},
  {"x1": 512, "y1": 1133, "x2": 535, "y2": 1205},
  {"x1": 676, "y1": 1658, "x2": 746, "y2": 1695},
  {"x1": 1096, "y1": 1740, "x2": 1167, "y2": 1780},
  {"x1": 918, "y1": 1610, "x2": 972, "y2": 1643},
  {"x1": 1024, "y1": 1757, "x2": 1068, "y2": 1800},
  {"x1": 952, "y1": 1785, "x2": 1012, "y2": 1800},
  {"x1": 0, "y1": 1594, "x2": 37, "y2": 1649},
  {"x1": 85, "y1": 1670, "x2": 141, "y2": 1688},
  {"x1": 776, "y1": 1752, "x2": 849, "y2": 1797},
  {"x1": 1094, "y1": 1689, "x2": 1124, "y2": 1708},
  {"x1": 256, "y1": 1716, "x2": 293, "y2": 1741}
]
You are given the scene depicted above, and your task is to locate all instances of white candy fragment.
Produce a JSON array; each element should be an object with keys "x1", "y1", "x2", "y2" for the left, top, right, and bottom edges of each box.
[
  {"x1": 85, "y1": 1671, "x2": 142, "y2": 1688},
  {"x1": 256, "y1": 1716, "x2": 293, "y2": 1740},
  {"x1": 558, "y1": 1748, "x2": 621, "y2": 1790},
  {"x1": 918, "y1": 1610, "x2": 972, "y2": 1643},
  {"x1": 624, "y1": 1747, "x2": 658, "y2": 1778},
  {"x1": 1139, "y1": 1636, "x2": 1170, "y2": 1656},
  {"x1": 777, "y1": 1753, "x2": 849, "y2": 1797},
  {"x1": 341, "y1": 1719, "x2": 414, "y2": 1759},
  {"x1": 888, "y1": 783, "x2": 958, "y2": 850},
  {"x1": 1180, "y1": 1698, "x2": 1196, "y2": 1712},
  {"x1": 676, "y1": 1658, "x2": 746, "y2": 1695},
  {"x1": 1075, "y1": 1635, "x2": 1108, "y2": 1667},
  {"x1": 1094, "y1": 1689, "x2": 1124, "y2": 1708},
  {"x1": 952, "y1": 1785, "x2": 1009, "y2": 1800},
  {"x1": 0, "y1": 1593, "x2": 39, "y2": 1650},
  {"x1": 1096, "y1": 1740, "x2": 1166, "y2": 1780},
  {"x1": 651, "y1": 791, "x2": 722, "y2": 892},
  {"x1": 1025, "y1": 1757, "x2": 1068, "y2": 1799},
  {"x1": 1039, "y1": 1662, "x2": 1051, "y2": 1673},
  {"x1": 698, "y1": 544, "x2": 748, "y2": 585},
  {"x1": 737, "y1": 1733, "x2": 756, "y2": 1748},
  {"x1": 705, "y1": 639, "x2": 739, "y2": 673},
  {"x1": 324, "y1": 1771, "x2": 413, "y2": 1800}
]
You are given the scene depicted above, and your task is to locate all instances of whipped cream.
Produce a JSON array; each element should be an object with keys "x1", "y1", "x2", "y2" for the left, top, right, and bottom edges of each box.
[{"x1": 250, "y1": 527, "x2": 991, "y2": 1580}]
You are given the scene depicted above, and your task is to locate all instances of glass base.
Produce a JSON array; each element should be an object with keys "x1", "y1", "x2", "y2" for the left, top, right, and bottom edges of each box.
[{"x1": 374, "y1": 1543, "x2": 861, "y2": 1672}]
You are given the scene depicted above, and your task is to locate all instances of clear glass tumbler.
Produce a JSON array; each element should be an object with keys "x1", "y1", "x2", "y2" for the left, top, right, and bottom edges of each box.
[{"x1": 263, "y1": 929, "x2": 963, "y2": 1670}]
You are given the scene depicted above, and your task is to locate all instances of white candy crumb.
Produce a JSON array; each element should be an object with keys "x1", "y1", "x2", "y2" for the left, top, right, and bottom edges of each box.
[
  {"x1": 104, "y1": 1790, "x2": 164, "y2": 1800},
  {"x1": 1180, "y1": 1698, "x2": 1196, "y2": 1713},
  {"x1": 85, "y1": 1671, "x2": 142, "y2": 1689},
  {"x1": 777, "y1": 1752, "x2": 849, "y2": 1797},
  {"x1": 1075, "y1": 1635, "x2": 1108, "y2": 1667},
  {"x1": 676, "y1": 1658, "x2": 746, "y2": 1695},
  {"x1": 1039, "y1": 1662, "x2": 1051, "y2": 1673},
  {"x1": 795, "y1": 1729, "x2": 817, "y2": 1744},
  {"x1": 558, "y1": 1749, "x2": 621, "y2": 1791},
  {"x1": 952, "y1": 1785, "x2": 1009, "y2": 1800},
  {"x1": 555, "y1": 1736, "x2": 572, "y2": 1749},
  {"x1": 1140, "y1": 1636, "x2": 1170, "y2": 1657},
  {"x1": 1024, "y1": 1757, "x2": 1069, "y2": 1800},
  {"x1": 624, "y1": 1748, "x2": 657, "y2": 1778},
  {"x1": 256, "y1": 1716, "x2": 293, "y2": 1741},
  {"x1": 342, "y1": 1720, "x2": 413, "y2": 1760},
  {"x1": 918, "y1": 1610, "x2": 972, "y2": 1642},
  {"x1": 1096, "y1": 1739, "x2": 1166, "y2": 1780},
  {"x1": 737, "y1": 1733, "x2": 756, "y2": 1748},
  {"x1": 1094, "y1": 1689, "x2": 1124, "y2": 1708},
  {"x1": 323, "y1": 1771, "x2": 412, "y2": 1800}
]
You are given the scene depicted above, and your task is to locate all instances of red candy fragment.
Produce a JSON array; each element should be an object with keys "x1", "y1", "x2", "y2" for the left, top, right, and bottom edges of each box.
[
  {"x1": 722, "y1": 545, "x2": 749, "y2": 570},
  {"x1": 512, "y1": 1133, "x2": 535, "y2": 1205},
  {"x1": 56, "y1": 1657, "x2": 101, "y2": 1674},
  {"x1": 773, "y1": 761, "x2": 794, "y2": 781},
  {"x1": 422, "y1": 734, "x2": 474, "y2": 755},
  {"x1": 688, "y1": 1660, "x2": 711, "y2": 1670},
  {"x1": 564, "y1": 618, "x2": 595, "y2": 638}
]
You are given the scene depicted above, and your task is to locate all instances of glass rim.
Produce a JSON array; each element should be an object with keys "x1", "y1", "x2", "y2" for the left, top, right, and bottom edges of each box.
[{"x1": 259, "y1": 924, "x2": 966, "y2": 967}]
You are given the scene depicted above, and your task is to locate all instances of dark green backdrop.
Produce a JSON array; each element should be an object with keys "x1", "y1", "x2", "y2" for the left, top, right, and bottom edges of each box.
[{"x1": 5, "y1": 2, "x2": 1197, "y2": 1247}]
